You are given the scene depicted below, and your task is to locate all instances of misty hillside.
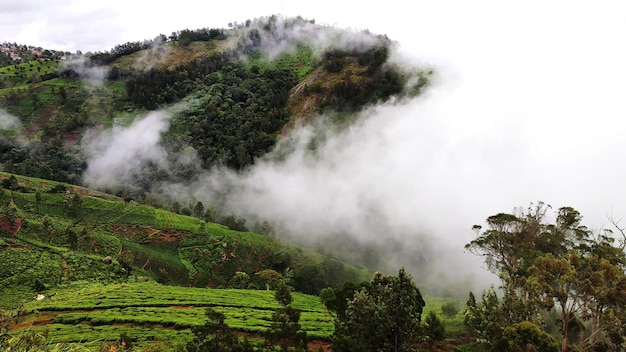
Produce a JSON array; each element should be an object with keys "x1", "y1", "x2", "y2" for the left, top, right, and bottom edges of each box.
[
  {"x1": 0, "y1": 171, "x2": 370, "y2": 309},
  {"x1": 0, "y1": 16, "x2": 430, "y2": 179},
  {"x1": 0, "y1": 15, "x2": 435, "y2": 282}
]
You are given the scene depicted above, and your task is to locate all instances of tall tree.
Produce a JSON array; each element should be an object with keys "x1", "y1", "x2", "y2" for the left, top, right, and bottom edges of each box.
[
  {"x1": 332, "y1": 268, "x2": 425, "y2": 352},
  {"x1": 528, "y1": 253, "x2": 580, "y2": 352},
  {"x1": 265, "y1": 280, "x2": 307, "y2": 351},
  {"x1": 187, "y1": 308, "x2": 254, "y2": 352},
  {"x1": 468, "y1": 203, "x2": 626, "y2": 351}
]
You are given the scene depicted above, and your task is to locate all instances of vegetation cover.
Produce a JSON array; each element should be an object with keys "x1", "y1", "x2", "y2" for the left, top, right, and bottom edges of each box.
[
  {"x1": 3, "y1": 12, "x2": 625, "y2": 352},
  {"x1": 0, "y1": 15, "x2": 430, "y2": 191},
  {"x1": 0, "y1": 172, "x2": 370, "y2": 306},
  {"x1": 464, "y1": 203, "x2": 626, "y2": 351},
  {"x1": 10, "y1": 282, "x2": 332, "y2": 348}
]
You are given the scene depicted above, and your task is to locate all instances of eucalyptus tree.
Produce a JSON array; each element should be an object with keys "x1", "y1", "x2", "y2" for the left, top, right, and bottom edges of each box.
[{"x1": 467, "y1": 202, "x2": 626, "y2": 351}]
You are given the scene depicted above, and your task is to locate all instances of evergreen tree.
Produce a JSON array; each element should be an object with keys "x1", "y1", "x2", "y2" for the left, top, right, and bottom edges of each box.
[
  {"x1": 187, "y1": 308, "x2": 254, "y2": 352},
  {"x1": 265, "y1": 280, "x2": 307, "y2": 351},
  {"x1": 332, "y1": 268, "x2": 425, "y2": 352},
  {"x1": 423, "y1": 311, "x2": 445, "y2": 343}
]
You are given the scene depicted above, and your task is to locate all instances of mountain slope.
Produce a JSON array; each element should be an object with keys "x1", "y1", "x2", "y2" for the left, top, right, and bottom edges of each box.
[
  {"x1": 0, "y1": 16, "x2": 432, "y2": 305},
  {"x1": 0, "y1": 16, "x2": 430, "y2": 182},
  {"x1": 0, "y1": 171, "x2": 370, "y2": 310}
]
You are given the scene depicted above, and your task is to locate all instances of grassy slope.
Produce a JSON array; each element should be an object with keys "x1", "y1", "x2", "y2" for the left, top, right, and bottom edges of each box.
[
  {"x1": 110, "y1": 40, "x2": 234, "y2": 72},
  {"x1": 12, "y1": 282, "x2": 333, "y2": 348},
  {"x1": 0, "y1": 60, "x2": 59, "y2": 87},
  {"x1": 0, "y1": 171, "x2": 463, "y2": 349},
  {"x1": 422, "y1": 295, "x2": 466, "y2": 337},
  {"x1": 0, "y1": 171, "x2": 370, "y2": 308}
]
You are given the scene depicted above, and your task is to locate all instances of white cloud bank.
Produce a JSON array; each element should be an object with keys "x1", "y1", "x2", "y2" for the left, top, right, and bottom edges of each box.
[
  {"x1": 82, "y1": 111, "x2": 170, "y2": 187},
  {"x1": 0, "y1": 109, "x2": 21, "y2": 130}
]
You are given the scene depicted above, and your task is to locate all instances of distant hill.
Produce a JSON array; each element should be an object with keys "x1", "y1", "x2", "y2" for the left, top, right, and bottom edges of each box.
[
  {"x1": 0, "y1": 42, "x2": 67, "y2": 65},
  {"x1": 0, "y1": 15, "x2": 430, "y2": 183}
]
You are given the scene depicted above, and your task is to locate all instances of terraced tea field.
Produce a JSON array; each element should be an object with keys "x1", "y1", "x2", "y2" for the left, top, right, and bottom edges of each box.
[{"x1": 12, "y1": 282, "x2": 334, "y2": 349}]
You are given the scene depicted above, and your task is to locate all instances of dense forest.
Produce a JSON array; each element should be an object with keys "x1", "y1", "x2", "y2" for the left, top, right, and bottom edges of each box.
[{"x1": 0, "y1": 15, "x2": 428, "y2": 197}]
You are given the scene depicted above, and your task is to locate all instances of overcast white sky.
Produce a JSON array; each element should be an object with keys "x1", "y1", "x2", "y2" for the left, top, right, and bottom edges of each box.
[{"x1": 4, "y1": 1, "x2": 626, "y2": 286}]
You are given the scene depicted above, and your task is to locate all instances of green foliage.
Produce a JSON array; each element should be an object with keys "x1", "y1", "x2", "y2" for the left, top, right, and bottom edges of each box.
[
  {"x1": 266, "y1": 281, "x2": 307, "y2": 351},
  {"x1": 255, "y1": 269, "x2": 283, "y2": 290},
  {"x1": 424, "y1": 310, "x2": 445, "y2": 342},
  {"x1": 1, "y1": 199, "x2": 19, "y2": 225},
  {"x1": 468, "y1": 202, "x2": 626, "y2": 351},
  {"x1": 63, "y1": 192, "x2": 83, "y2": 217},
  {"x1": 493, "y1": 321, "x2": 559, "y2": 352},
  {"x1": 246, "y1": 44, "x2": 314, "y2": 79},
  {"x1": 187, "y1": 308, "x2": 253, "y2": 352},
  {"x1": 0, "y1": 308, "x2": 19, "y2": 333},
  {"x1": 165, "y1": 63, "x2": 297, "y2": 171},
  {"x1": 1, "y1": 20, "x2": 431, "y2": 212},
  {"x1": 0, "y1": 330, "x2": 48, "y2": 351},
  {"x1": 0, "y1": 142, "x2": 85, "y2": 185},
  {"x1": 442, "y1": 301, "x2": 460, "y2": 319},
  {"x1": 230, "y1": 271, "x2": 250, "y2": 289},
  {"x1": 464, "y1": 288, "x2": 504, "y2": 345},
  {"x1": 0, "y1": 172, "x2": 370, "y2": 310},
  {"x1": 0, "y1": 59, "x2": 60, "y2": 87},
  {"x1": 1, "y1": 175, "x2": 19, "y2": 191},
  {"x1": 332, "y1": 268, "x2": 425, "y2": 352},
  {"x1": 266, "y1": 306, "x2": 307, "y2": 351},
  {"x1": 10, "y1": 282, "x2": 332, "y2": 349},
  {"x1": 318, "y1": 287, "x2": 335, "y2": 306},
  {"x1": 274, "y1": 280, "x2": 293, "y2": 307},
  {"x1": 323, "y1": 280, "x2": 371, "y2": 320}
]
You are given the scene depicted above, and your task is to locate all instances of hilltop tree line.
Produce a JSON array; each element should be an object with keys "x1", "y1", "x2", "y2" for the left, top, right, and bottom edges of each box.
[{"x1": 86, "y1": 27, "x2": 227, "y2": 66}]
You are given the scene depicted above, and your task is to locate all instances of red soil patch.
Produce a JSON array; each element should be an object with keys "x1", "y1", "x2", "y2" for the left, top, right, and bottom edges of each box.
[
  {"x1": 9, "y1": 311, "x2": 59, "y2": 332},
  {"x1": 0, "y1": 216, "x2": 21, "y2": 237},
  {"x1": 111, "y1": 224, "x2": 187, "y2": 244},
  {"x1": 69, "y1": 187, "x2": 97, "y2": 197},
  {"x1": 11, "y1": 319, "x2": 55, "y2": 331},
  {"x1": 8, "y1": 243, "x2": 27, "y2": 249},
  {"x1": 308, "y1": 340, "x2": 332, "y2": 352},
  {"x1": 233, "y1": 332, "x2": 331, "y2": 352},
  {"x1": 147, "y1": 228, "x2": 161, "y2": 236},
  {"x1": 62, "y1": 131, "x2": 83, "y2": 147},
  {"x1": 150, "y1": 228, "x2": 187, "y2": 244}
]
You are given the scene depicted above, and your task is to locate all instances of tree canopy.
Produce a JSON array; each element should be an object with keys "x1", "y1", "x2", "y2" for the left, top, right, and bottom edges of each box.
[
  {"x1": 466, "y1": 202, "x2": 626, "y2": 351},
  {"x1": 331, "y1": 268, "x2": 425, "y2": 352}
]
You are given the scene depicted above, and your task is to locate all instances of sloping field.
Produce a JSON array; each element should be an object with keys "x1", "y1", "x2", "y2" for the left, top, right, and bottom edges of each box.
[{"x1": 11, "y1": 282, "x2": 333, "y2": 349}]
